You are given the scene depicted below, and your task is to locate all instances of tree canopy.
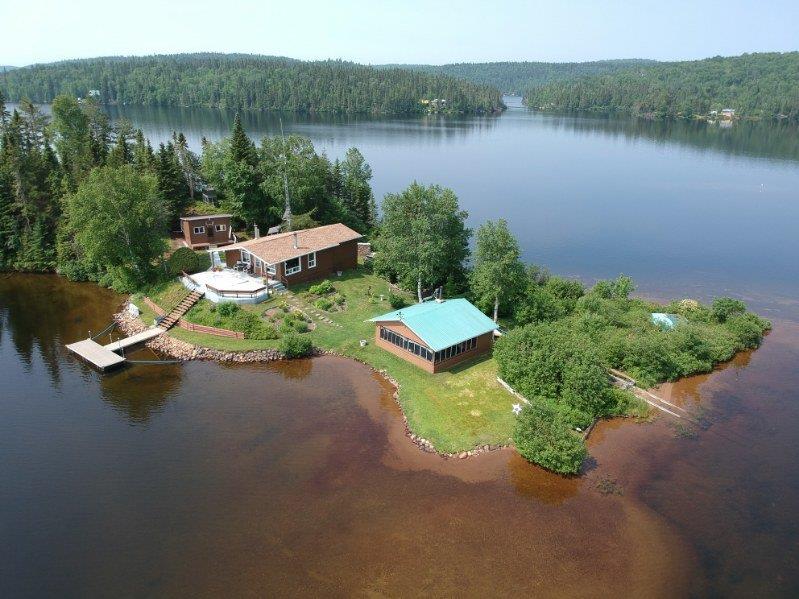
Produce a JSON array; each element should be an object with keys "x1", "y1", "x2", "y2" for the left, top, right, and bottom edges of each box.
[
  {"x1": 469, "y1": 219, "x2": 526, "y2": 322},
  {"x1": 1, "y1": 54, "x2": 505, "y2": 115},
  {"x1": 525, "y1": 52, "x2": 799, "y2": 122},
  {"x1": 374, "y1": 183, "x2": 470, "y2": 302},
  {"x1": 61, "y1": 165, "x2": 167, "y2": 290}
]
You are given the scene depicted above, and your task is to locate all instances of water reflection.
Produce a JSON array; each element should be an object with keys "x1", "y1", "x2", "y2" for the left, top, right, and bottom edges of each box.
[
  {"x1": 100, "y1": 357, "x2": 184, "y2": 423},
  {"x1": 526, "y1": 109, "x2": 799, "y2": 163}
]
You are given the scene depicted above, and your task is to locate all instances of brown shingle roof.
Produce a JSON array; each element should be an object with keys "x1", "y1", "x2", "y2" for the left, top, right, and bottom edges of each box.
[{"x1": 225, "y1": 223, "x2": 362, "y2": 264}]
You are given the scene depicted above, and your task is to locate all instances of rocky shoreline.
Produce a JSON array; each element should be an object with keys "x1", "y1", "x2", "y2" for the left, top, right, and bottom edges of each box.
[{"x1": 115, "y1": 304, "x2": 509, "y2": 460}]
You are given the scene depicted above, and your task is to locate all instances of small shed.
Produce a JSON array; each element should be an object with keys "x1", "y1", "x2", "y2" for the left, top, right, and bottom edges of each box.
[{"x1": 370, "y1": 298, "x2": 498, "y2": 373}]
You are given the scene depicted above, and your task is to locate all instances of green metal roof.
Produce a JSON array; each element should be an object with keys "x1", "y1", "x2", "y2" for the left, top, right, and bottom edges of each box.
[{"x1": 369, "y1": 298, "x2": 498, "y2": 352}]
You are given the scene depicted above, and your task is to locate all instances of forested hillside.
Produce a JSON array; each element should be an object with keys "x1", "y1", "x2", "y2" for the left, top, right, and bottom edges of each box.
[
  {"x1": 379, "y1": 60, "x2": 657, "y2": 95},
  {"x1": 0, "y1": 54, "x2": 504, "y2": 115},
  {"x1": 525, "y1": 52, "x2": 799, "y2": 121}
]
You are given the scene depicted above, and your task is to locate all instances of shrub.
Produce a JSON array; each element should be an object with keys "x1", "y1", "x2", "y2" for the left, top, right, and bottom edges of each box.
[
  {"x1": 495, "y1": 322, "x2": 616, "y2": 419},
  {"x1": 622, "y1": 333, "x2": 680, "y2": 387},
  {"x1": 217, "y1": 301, "x2": 240, "y2": 317},
  {"x1": 711, "y1": 297, "x2": 747, "y2": 323},
  {"x1": 167, "y1": 247, "x2": 209, "y2": 276},
  {"x1": 315, "y1": 297, "x2": 333, "y2": 310},
  {"x1": 388, "y1": 292, "x2": 406, "y2": 309},
  {"x1": 308, "y1": 280, "x2": 334, "y2": 295},
  {"x1": 513, "y1": 402, "x2": 587, "y2": 474},
  {"x1": 332, "y1": 293, "x2": 346, "y2": 306},
  {"x1": 279, "y1": 333, "x2": 313, "y2": 358},
  {"x1": 725, "y1": 313, "x2": 769, "y2": 349},
  {"x1": 514, "y1": 285, "x2": 564, "y2": 325}
]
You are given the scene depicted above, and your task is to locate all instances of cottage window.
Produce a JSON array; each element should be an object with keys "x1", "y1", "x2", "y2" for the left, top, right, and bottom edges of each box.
[
  {"x1": 215, "y1": 224, "x2": 226, "y2": 232},
  {"x1": 285, "y1": 257, "x2": 301, "y2": 275},
  {"x1": 308, "y1": 252, "x2": 317, "y2": 268},
  {"x1": 433, "y1": 336, "x2": 478, "y2": 363},
  {"x1": 193, "y1": 226, "x2": 205, "y2": 234},
  {"x1": 379, "y1": 326, "x2": 432, "y2": 361}
]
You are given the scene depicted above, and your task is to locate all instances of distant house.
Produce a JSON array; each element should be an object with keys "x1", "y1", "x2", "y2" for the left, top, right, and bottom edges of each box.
[
  {"x1": 179, "y1": 214, "x2": 234, "y2": 249},
  {"x1": 369, "y1": 298, "x2": 498, "y2": 373},
  {"x1": 221, "y1": 223, "x2": 361, "y2": 287},
  {"x1": 721, "y1": 108, "x2": 736, "y2": 119}
]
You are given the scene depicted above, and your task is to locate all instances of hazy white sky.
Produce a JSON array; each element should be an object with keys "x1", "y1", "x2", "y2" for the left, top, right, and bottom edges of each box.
[{"x1": 1, "y1": 0, "x2": 797, "y2": 66}]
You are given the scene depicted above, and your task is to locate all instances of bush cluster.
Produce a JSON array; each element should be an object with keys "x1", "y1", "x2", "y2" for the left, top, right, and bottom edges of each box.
[
  {"x1": 308, "y1": 280, "x2": 335, "y2": 295},
  {"x1": 279, "y1": 333, "x2": 313, "y2": 358},
  {"x1": 167, "y1": 247, "x2": 210, "y2": 276},
  {"x1": 388, "y1": 292, "x2": 406, "y2": 309}
]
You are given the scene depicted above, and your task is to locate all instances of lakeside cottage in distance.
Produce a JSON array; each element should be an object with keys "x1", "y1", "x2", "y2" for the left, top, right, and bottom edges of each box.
[{"x1": 369, "y1": 298, "x2": 498, "y2": 373}]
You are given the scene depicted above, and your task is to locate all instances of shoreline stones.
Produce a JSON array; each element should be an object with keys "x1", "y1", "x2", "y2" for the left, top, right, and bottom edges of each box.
[{"x1": 115, "y1": 302, "x2": 511, "y2": 460}]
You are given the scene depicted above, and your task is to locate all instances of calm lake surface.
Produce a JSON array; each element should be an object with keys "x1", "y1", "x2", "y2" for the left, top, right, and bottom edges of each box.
[{"x1": 2, "y1": 103, "x2": 799, "y2": 596}]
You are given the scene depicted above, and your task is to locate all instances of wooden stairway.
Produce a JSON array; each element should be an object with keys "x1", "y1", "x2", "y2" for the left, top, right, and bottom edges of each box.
[{"x1": 158, "y1": 290, "x2": 204, "y2": 330}]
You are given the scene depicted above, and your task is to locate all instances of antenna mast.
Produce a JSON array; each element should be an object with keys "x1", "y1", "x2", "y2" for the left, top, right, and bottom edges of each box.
[{"x1": 280, "y1": 119, "x2": 292, "y2": 231}]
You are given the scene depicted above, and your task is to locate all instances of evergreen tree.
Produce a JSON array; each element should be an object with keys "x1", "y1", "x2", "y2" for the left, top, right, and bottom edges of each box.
[
  {"x1": 107, "y1": 119, "x2": 133, "y2": 167},
  {"x1": 156, "y1": 142, "x2": 190, "y2": 227},
  {"x1": 229, "y1": 113, "x2": 257, "y2": 166},
  {"x1": 340, "y1": 147, "x2": 376, "y2": 230},
  {"x1": 132, "y1": 129, "x2": 155, "y2": 172}
]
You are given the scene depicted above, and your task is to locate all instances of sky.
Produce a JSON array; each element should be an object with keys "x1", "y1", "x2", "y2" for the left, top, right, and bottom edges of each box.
[{"x1": 1, "y1": 0, "x2": 797, "y2": 67}]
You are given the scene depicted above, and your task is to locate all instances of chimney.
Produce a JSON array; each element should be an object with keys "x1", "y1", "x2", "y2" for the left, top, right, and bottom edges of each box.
[
  {"x1": 254, "y1": 224, "x2": 260, "y2": 239},
  {"x1": 293, "y1": 232, "x2": 298, "y2": 249}
]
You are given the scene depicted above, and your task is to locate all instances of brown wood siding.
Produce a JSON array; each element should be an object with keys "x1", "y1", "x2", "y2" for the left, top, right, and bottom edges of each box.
[
  {"x1": 182, "y1": 216, "x2": 233, "y2": 249},
  {"x1": 278, "y1": 239, "x2": 358, "y2": 286},
  {"x1": 373, "y1": 324, "x2": 494, "y2": 373}
]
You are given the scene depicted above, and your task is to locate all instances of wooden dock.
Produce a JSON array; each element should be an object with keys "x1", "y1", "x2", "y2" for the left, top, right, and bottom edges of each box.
[{"x1": 66, "y1": 327, "x2": 164, "y2": 371}]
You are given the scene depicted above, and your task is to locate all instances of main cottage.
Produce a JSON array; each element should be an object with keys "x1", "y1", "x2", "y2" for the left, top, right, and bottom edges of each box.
[
  {"x1": 369, "y1": 298, "x2": 498, "y2": 373},
  {"x1": 222, "y1": 223, "x2": 362, "y2": 287}
]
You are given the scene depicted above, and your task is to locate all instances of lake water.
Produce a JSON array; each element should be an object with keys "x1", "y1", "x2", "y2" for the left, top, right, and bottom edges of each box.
[
  {"x1": 104, "y1": 98, "x2": 799, "y2": 320},
  {"x1": 2, "y1": 102, "x2": 799, "y2": 596}
]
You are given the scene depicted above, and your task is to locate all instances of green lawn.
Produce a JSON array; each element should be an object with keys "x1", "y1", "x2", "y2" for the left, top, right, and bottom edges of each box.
[{"x1": 134, "y1": 267, "x2": 517, "y2": 453}]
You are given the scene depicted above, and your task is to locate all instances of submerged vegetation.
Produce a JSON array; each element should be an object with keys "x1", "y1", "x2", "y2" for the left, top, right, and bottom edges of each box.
[
  {"x1": 525, "y1": 52, "x2": 799, "y2": 122},
  {"x1": 0, "y1": 54, "x2": 504, "y2": 115}
]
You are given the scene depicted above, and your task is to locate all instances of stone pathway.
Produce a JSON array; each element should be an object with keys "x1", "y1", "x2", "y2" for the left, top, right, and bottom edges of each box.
[{"x1": 283, "y1": 292, "x2": 343, "y2": 328}]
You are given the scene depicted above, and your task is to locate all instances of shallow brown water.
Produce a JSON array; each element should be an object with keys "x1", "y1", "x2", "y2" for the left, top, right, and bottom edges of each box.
[{"x1": 1, "y1": 274, "x2": 798, "y2": 597}]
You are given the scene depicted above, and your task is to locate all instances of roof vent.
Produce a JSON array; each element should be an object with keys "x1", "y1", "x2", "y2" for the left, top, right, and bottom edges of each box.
[
  {"x1": 293, "y1": 232, "x2": 298, "y2": 249},
  {"x1": 253, "y1": 224, "x2": 260, "y2": 239}
]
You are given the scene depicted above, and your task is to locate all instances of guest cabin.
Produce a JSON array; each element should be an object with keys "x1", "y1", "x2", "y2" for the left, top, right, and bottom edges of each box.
[
  {"x1": 180, "y1": 214, "x2": 234, "y2": 249},
  {"x1": 369, "y1": 298, "x2": 498, "y2": 373},
  {"x1": 222, "y1": 223, "x2": 362, "y2": 288}
]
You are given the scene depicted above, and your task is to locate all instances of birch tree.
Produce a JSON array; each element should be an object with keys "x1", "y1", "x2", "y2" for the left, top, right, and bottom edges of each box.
[
  {"x1": 375, "y1": 182, "x2": 469, "y2": 302},
  {"x1": 469, "y1": 219, "x2": 526, "y2": 322}
]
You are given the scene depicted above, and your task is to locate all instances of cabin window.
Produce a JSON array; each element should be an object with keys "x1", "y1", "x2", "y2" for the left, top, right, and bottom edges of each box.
[
  {"x1": 193, "y1": 226, "x2": 205, "y2": 234},
  {"x1": 215, "y1": 224, "x2": 226, "y2": 232},
  {"x1": 379, "y1": 326, "x2": 432, "y2": 361},
  {"x1": 308, "y1": 252, "x2": 317, "y2": 268},
  {"x1": 433, "y1": 336, "x2": 479, "y2": 363},
  {"x1": 285, "y1": 257, "x2": 301, "y2": 275}
]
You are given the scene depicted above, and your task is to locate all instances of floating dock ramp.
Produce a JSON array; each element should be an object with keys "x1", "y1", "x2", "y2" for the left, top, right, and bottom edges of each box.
[{"x1": 66, "y1": 327, "x2": 164, "y2": 372}]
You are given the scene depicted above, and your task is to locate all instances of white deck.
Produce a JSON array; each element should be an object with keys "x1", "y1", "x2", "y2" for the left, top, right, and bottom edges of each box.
[
  {"x1": 66, "y1": 328, "x2": 164, "y2": 371},
  {"x1": 189, "y1": 270, "x2": 267, "y2": 292},
  {"x1": 183, "y1": 269, "x2": 271, "y2": 304}
]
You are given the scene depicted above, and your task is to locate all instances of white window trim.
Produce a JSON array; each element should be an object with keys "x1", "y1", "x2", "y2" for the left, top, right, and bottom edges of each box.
[
  {"x1": 284, "y1": 257, "x2": 302, "y2": 276},
  {"x1": 215, "y1": 224, "x2": 226, "y2": 232},
  {"x1": 308, "y1": 252, "x2": 317, "y2": 268},
  {"x1": 193, "y1": 226, "x2": 205, "y2": 234}
]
